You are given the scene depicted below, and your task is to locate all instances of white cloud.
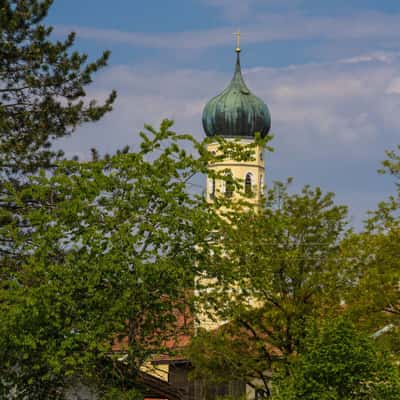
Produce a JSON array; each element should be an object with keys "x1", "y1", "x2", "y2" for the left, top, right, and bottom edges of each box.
[
  {"x1": 59, "y1": 51, "x2": 400, "y2": 158},
  {"x1": 203, "y1": 0, "x2": 301, "y2": 20},
  {"x1": 54, "y1": 12, "x2": 400, "y2": 50},
  {"x1": 203, "y1": 0, "x2": 258, "y2": 20},
  {"x1": 385, "y1": 77, "x2": 400, "y2": 94},
  {"x1": 339, "y1": 52, "x2": 398, "y2": 65},
  {"x1": 57, "y1": 52, "x2": 400, "y2": 226},
  {"x1": 243, "y1": 57, "x2": 400, "y2": 154},
  {"x1": 54, "y1": 25, "x2": 230, "y2": 50}
]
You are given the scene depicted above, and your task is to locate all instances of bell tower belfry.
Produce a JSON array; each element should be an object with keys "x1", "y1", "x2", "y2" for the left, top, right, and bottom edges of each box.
[{"x1": 202, "y1": 41, "x2": 271, "y2": 204}]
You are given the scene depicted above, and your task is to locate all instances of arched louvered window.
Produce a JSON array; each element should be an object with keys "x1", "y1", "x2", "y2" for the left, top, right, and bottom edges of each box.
[
  {"x1": 208, "y1": 177, "x2": 216, "y2": 199},
  {"x1": 245, "y1": 172, "x2": 253, "y2": 196},
  {"x1": 225, "y1": 171, "x2": 234, "y2": 198}
]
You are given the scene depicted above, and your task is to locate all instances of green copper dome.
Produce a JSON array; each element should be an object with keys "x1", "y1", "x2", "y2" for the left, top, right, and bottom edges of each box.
[{"x1": 202, "y1": 52, "x2": 271, "y2": 139}]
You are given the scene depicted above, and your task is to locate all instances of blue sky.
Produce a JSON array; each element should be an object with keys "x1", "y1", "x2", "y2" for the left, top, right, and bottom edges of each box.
[{"x1": 47, "y1": 0, "x2": 400, "y2": 227}]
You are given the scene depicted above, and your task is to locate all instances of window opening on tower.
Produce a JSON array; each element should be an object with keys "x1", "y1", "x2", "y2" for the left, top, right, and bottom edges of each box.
[
  {"x1": 245, "y1": 172, "x2": 253, "y2": 196},
  {"x1": 209, "y1": 177, "x2": 216, "y2": 199},
  {"x1": 225, "y1": 171, "x2": 234, "y2": 198}
]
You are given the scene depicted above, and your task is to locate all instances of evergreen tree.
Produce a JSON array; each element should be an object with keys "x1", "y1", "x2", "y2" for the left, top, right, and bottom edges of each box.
[
  {"x1": 0, "y1": 0, "x2": 116, "y2": 264},
  {"x1": 0, "y1": 0, "x2": 116, "y2": 173}
]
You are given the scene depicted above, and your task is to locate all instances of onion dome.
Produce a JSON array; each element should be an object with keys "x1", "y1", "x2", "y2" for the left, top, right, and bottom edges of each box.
[{"x1": 202, "y1": 50, "x2": 271, "y2": 139}]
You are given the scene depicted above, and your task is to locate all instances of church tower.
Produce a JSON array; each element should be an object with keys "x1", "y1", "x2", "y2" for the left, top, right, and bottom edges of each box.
[
  {"x1": 202, "y1": 42, "x2": 271, "y2": 204},
  {"x1": 197, "y1": 43, "x2": 272, "y2": 334},
  {"x1": 143, "y1": 42, "x2": 273, "y2": 400}
]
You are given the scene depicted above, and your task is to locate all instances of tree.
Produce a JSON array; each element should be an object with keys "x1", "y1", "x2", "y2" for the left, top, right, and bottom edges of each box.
[
  {"x1": 272, "y1": 317, "x2": 400, "y2": 400},
  {"x1": 0, "y1": 0, "x2": 116, "y2": 266},
  {"x1": 0, "y1": 0, "x2": 116, "y2": 173},
  {"x1": 189, "y1": 182, "x2": 349, "y2": 393},
  {"x1": 339, "y1": 145, "x2": 400, "y2": 355},
  {"x1": 0, "y1": 5, "x2": 260, "y2": 396},
  {"x1": 0, "y1": 120, "x2": 219, "y2": 399}
]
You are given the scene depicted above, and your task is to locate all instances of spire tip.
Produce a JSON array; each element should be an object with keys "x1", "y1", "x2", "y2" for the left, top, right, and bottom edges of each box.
[{"x1": 234, "y1": 30, "x2": 241, "y2": 53}]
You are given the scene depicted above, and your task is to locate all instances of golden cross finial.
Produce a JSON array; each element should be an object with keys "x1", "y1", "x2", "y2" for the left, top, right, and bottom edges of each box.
[{"x1": 233, "y1": 30, "x2": 241, "y2": 53}]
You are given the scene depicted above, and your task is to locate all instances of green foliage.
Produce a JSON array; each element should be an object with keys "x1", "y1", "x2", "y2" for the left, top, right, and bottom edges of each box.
[
  {"x1": 190, "y1": 182, "x2": 349, "y2": 391},
  {"x1": 190, "y1": 145, "x2": 400, "y2": 398},
  {"x1": 3, "y1": 4, "x2": 400, "y2": 399},
  {"x1": 0, "y1": 0, "x2": 116, "y2": 173},
  {"x1": 0, "y1": 6, "x2": 261, "y2": 394},
  {"x1": 0, "y1": 109, "x2": 262, "y2": 397},
  {"x1": 0, "y1": 0, "x2": 116, "y2": 277},
  {"x1": 272, "y1": 318, "x2": 400, "y2": 400},
  {"x1": 0, "y1": 120, "x2": 217, "y2": 398},
  {"x1": 339, "y1": 145, "x2": 400, "y2": 354},
  {"x1": 340, "y1": 228, "x2": 400, "y2": 341}
]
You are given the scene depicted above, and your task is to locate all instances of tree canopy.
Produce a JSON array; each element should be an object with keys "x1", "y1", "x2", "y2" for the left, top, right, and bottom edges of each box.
[
  {"x1": 0, "y1": 0, "x2": 116, "y2": 274},
  {"x1": 189, "y1": 182, "x2": 349, "y2": 393},
  {"x1": 272, "y1": 318, "x2": 400, "y2": 400},
  {"x1": 0, "y1": 120, "x2": 220, "y2": 399},
  {"x1": 0, "y1": 0, "x2": 116, "y2": 174},
  {"x1": 2, "y1": 2, "x2": 400, "y2": 399},
  {"x1": 189, "y1": 148, "x2": 400, "y2": 397}
]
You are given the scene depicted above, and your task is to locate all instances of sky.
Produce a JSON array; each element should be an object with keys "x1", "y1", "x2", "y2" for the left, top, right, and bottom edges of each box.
[{"x1": 46, "y1": 0, "x2": 400, "y2": 228}]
